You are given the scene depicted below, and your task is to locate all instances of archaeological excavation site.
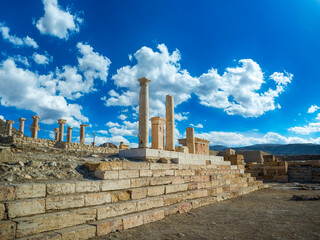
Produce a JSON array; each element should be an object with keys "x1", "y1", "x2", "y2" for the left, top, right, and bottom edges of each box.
[{"x1": 0, "y1": 78, "x2": 319, "y2": 240}]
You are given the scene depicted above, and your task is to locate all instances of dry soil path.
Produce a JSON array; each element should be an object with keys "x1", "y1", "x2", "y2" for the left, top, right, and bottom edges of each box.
[{"x1": 91, "y1": 183, "x2": 320, "y2": 240}]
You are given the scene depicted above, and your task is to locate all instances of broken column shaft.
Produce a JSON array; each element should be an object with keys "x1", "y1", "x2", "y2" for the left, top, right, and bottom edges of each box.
[
  {"x1": 165, "y1": 95, "x2": 175, "y2": 151},
  {"x1": 6, "y1": 120, "x2": 14, "y2": 136},
  {"x1": 138, "y1": 77, "x2": 151, "y2": 148},
  {"x1": 57, "y1": 119, "x2": 67, "y2": 142},
  {"x1": 151, "y1": 117, "x2": 166, "y2": 150},
  {"x1": 67, "y1": 127, "x2": 73, "y2": 143},
  {"x1": 186, "y1": 127, "x2": 195, "y2": 154},
  {"x1": 80, "y1": 124, "x2": 88, "y2": 144},
  {"x1": 30, "y1": 115, "x2": 40, "y2": 139},
  {"x1": 54, "y1": 128, "x2": 59, "y2": 141},
  {"x1": 18, "y1": 118, "x2": 26, "y2": 136}
]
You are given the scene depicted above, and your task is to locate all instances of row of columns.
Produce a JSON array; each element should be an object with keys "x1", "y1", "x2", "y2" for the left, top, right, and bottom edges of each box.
[
  {"x1": 138, "y1": 77, "x2": 175, "y2": 150},
  {"x1": 3, "y1": 116, "x2": 88, "y2": 144}
]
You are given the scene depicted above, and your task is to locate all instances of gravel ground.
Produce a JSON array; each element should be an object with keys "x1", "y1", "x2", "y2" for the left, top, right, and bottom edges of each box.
[
  {"x1": 91, "y1": 183, "x2": 320, "y2": 240},
  {"x1": 0, "y1": 146, "x2": 123, "y2": 184}
]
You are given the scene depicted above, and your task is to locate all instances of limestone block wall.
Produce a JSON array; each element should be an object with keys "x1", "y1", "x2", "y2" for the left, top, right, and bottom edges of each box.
[
  {"x1": 12, "y1": 135, "x2": 56, "y2": 148},
  {"x1": 58, "y1": 142, "x2": 118, "y2": 154},
  {"x1": 4, "y1": 136, "x2": 118, "y2": 154},
  {"x1": 0, "y1": 161, "x2": 264, "y2": 239},
  {"x1": 245, "y1": 161, "x2": 288, "y2": 182},
  {"x1": 287, "y1": 161, "x2": 320, "y2": 183}
]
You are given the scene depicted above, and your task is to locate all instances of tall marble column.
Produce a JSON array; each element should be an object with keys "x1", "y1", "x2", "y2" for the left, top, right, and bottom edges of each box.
[
  {"x1": 18, "y1": 118, "x2": 26, "y2": 136},
  {"x1": 186, "y1": 127, "x2": 195, "y2": 154},
  {"x1": 67, "y1": 127, "x2": 73, "y2": 143},
  {"x1": 54, "y1": 128, "x2": 59, "y2": 141},
  {"x1": 57, "y1": 119, "x2": 67, "y2": 142},
  {"x1": 6, "y1": 120, "x2": 14, "y2": 136},
  {"x1": 80, "y1": 124, "x2": 88, "y2": 144},
  {"x1": 165, "y1": 95, "x2": 175, "y2": 151},
  {"x1": 138, "y1": 77, "x2": 151, "y2": 148},
  {"x1": 30, "y1": 115, "x2": 40, "y2": 139}
]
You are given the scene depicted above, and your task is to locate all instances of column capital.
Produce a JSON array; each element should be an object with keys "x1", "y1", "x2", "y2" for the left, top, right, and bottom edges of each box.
[
  {"x1": 67, "y1": 127, "x2": 74, "y2": 130},
  {"x1": 151, "y1": 116, "x2": 166, "y2": 124},
  {"x1": 31, "y1": 115, "x2": 40, "y2": 120},
  {"x1": 58, "y1": 119, "x2": 67, "y2": 124},
  {"x1": 54, "y1": 128, "x2": 59, "y2": 132},
  {"x1": 138, "y1": 77, "x2": 151, "y2": 86},
  {"x1": 80, "y1": 124, "x2": 88, "y2": 127},
  {"x1": 6, "y1": 120, "x2": 14, "y2": 124},
  {"x1": 19, "y1": 118, "x2": 26, "y2": 122}
]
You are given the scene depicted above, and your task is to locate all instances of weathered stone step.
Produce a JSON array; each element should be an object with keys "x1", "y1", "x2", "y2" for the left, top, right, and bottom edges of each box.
[
  {"x1": 94, "y1": 167, "x2": 242, "y2": 180},
  {"x1": 14, "y1": 208, "x2": 96, "y2": 238}
]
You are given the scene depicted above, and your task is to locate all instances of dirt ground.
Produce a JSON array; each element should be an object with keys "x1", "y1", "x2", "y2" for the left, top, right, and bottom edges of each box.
[{"x1": 91, "y1": 183, "x2": 320, "y2": 240}]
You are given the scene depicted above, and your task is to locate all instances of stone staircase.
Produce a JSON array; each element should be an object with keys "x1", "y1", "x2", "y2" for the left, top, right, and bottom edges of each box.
[{"x1": 0, "y1": 161, "x2": 265, "y2": 239}]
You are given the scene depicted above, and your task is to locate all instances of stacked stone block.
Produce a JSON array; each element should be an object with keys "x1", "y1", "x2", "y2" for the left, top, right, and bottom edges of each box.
[
  {"x1": 245, "y1": 155, "x2": 288, "y2": 182},
  {"x1": 0, "y1": 161, "x2": 264, "y2": 239},
  {"x1": 5, "y1": 135, "x2": 118, "y2": 154},
  {"x1": 287, "y1": 161, "x2": 320, "y2": 183}
]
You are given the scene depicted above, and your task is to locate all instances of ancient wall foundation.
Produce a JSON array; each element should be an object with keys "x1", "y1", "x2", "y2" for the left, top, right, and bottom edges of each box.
[
  {"x1": 0, "y1": 161, "x2": 264, "y2": 239},
  {"x1": 3, "y1": 135, "x2": 118, "y2": 154}
]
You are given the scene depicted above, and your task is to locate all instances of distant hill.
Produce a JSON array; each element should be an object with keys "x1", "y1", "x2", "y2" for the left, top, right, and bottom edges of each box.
[{"x1": 210, "y1": 144, "x2": 320, "y2": 156}]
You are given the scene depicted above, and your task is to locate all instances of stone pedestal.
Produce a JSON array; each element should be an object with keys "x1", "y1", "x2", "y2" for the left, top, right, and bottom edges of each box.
[
  {"x1": 151, "y1": 117, "x2": 166, "y2": 150},
  {"x1": 67, "y1": 127, "x2": 73, "y2": 143},
  {"x1": 226, "y1": 148, "x2": 235, "y2": 156},
  {"x1": 54, "y1": 128, "x2": 59, "y2": 141},
  {"x1": 18, "y1": 118, "x2": 26, "y2": 136},
  {"x1": 80, "y1": 124, "x2": 88, "y2": 145},
  {"x1": 186, "y1": 127, "x2": 195, "y2": 154},
  {"x1": 57, "y1": 119, "x2": 67, "y2": 142},
  {"x1": 119, "y1": 142, "x2": 130, "y2": 150},
  {"x1": 6, "y1": 120, "x2": 14, "y2": 136},
  {"x1": 165, "y1": 95, "x2": 175, "y2": 151},
  {"x1": 138, "y1": 77, "x2": 151, "y2": 148},
  {"x1": 30, "y1": 116, "x2": 40, "y2": 139}
]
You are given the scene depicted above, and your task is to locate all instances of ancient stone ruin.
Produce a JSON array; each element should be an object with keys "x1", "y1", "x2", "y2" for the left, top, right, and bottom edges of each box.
[{"x1": 7, "y1": 76, "x2": 320, "y2": 239}]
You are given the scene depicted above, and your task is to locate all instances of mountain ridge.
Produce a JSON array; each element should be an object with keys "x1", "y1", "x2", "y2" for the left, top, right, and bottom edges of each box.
[{"x1": 209, "y1": 143, "x2": 320, "y2": 155}]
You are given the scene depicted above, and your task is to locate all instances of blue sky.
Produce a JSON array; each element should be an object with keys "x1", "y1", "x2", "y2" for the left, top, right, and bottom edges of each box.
[{"x1": 0, "y1": 0, "x2": 320, "y2": 147}]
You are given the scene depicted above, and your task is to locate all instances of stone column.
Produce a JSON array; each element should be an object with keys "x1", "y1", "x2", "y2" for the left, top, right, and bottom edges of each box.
[
  {"x1": 57, "y1": 119, "x2": 67, "y2": 142},
  {"x1": 186, "y1": 127, "x2": 195, "y2": 154},
  {"x1": 67, "y1": 127, "x2": 73, "y2": 143},
  {"x1": 151, "y1": 117, "x2": 166, "y2": 150},
  {"x1": 165, "y1": 95, "x2": 175, "y2": 151},
  {"x1": 54, "y1": 128, "x2": 59, "y2": 141},
  {"x1": 30, "y1": 115, "x2": 40, "y2": 139},
  {"x1": 6, "y1": 120, "x2": 14, "y2": 136},
  {"x1": 138, "y1": 77, "x2": 151, "y2": 148},
  {"x1": 80, "y1": 124, "x2": 88, "y2": 144},
  {"x1": 18, "y1": 118, "x2": 26, "y2": 136}
]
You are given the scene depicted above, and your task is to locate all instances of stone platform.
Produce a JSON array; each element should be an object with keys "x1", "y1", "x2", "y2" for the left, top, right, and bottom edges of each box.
[{"x1": 119, "y1": 148, "x2": 226, "y2": 165}]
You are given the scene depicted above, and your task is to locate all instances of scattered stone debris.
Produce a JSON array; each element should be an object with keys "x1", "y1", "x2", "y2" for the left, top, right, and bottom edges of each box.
[
  {"x1": 0, "y1": 146, "x2": 129, "y2": 184},
  {"x1": 292, "y1": 194, "x2": 320, "y2": 201}
]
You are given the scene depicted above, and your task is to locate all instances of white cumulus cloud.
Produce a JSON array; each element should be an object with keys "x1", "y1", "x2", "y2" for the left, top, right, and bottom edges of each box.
[
  {"x1": 0, "y1": 23, "x2": 38, "y2": 48},
  {"x1": 77, "y1": 42, "x2": 111, "y2": 83},
  {"x1": 190, "y1": 123, "x2": 203, "y2": 128},
  {"x1": 51, "y1": 43, "x2": 111, "y2": 100},
  {"x1": 0, "y1": 59, "x2": 88, "y2": 127},
  {"x1": 118, "y1": 114, "x2": 127, "y2": 121},
  {"x1": 104, "y1": 44, "x2": 292, "y2": 118},
  {"x1": 307, "y1": 105, "x2": 319, "y2": 113},
  {"x1": 32, "y1": 52, "x2": 53, "y2": 65},
  {"x1": 175, "y1": 112, "x2": 188, "y2": 121},
  {"x1": 36, "y1": 0, "x2": 82, "y2": 39},
  {"x1": 97, "y1": 130, "x2": 108, "y2": 135},
  {"x1": 289, "y1": 122, "x2": 320, "y2": 135},
  {"x1": 197, "y1": 131, "x2": 315, "y2": 147},
  {"x1": 106, "y1": 121, "x2": 120, "y2": 128}
]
